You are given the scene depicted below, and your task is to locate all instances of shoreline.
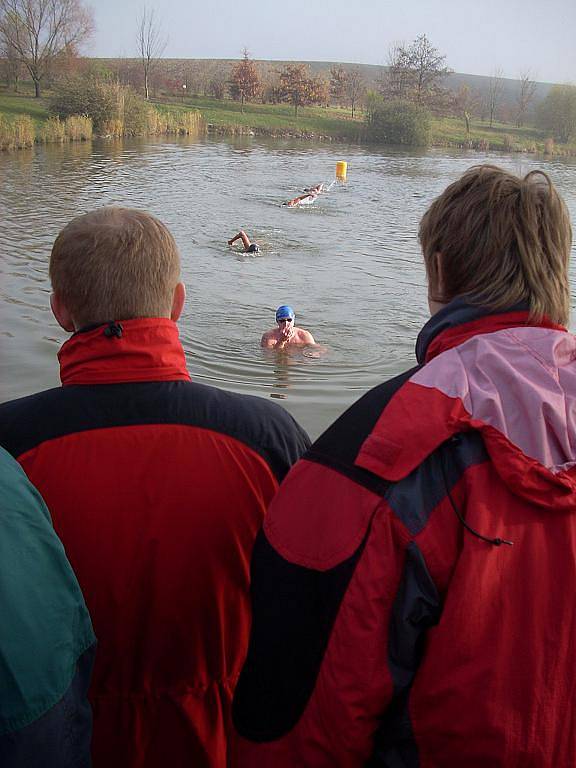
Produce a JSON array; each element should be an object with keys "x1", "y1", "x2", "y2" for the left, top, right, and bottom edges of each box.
[{"x1": 1, "y1": 90, "x2": 574, "y2": 157}]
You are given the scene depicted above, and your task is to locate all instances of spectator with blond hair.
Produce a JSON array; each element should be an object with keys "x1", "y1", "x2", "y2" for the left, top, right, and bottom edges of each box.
[
  {"x1": 233, "y1": 166, "x2": 576, "y2": 767},
  {"x1": 0, "y1": 207, "x2": 309, "y2": 768}
]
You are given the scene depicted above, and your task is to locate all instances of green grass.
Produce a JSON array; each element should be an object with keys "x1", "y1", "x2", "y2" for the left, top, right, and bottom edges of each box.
[
  {"x1": 431, "y1": 115, "x2": 545, "y2": 150},
  {"x1": 156, "y1": 95, "x2": 363, "y2": 140},
  {"x1": 0, "y1": 92, "x2": 50, "y2": 126}
]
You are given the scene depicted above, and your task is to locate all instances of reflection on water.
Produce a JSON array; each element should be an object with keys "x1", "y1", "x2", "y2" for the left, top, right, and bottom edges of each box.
[{"x1": 1, "y1": 136, "x2": 576, "y2": 439}]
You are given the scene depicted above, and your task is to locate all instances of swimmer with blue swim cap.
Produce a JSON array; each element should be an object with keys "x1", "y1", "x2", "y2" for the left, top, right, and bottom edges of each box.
[
  {"x1": 228, "y1": 230, "x2": 260, "y2": 253},
  {"x1": 261, "y1": 305, "x2": 316, "y2": 349}
]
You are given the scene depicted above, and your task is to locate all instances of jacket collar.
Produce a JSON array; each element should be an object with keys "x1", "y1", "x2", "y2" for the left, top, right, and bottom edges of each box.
[
  {"x1": 59, "y1": 318, "x2": 191, "y2": 386},
  {"x1": 416, "y1": 299, "x2": 566, "y2": 364}
]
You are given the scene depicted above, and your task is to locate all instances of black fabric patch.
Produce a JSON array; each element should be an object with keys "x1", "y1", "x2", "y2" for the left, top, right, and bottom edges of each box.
[
  {"x1": 305, "y1": 365, "x2": 421, "y2": 492},
  {"x1": 369, "y1": 543, "x2": 441, "y2": 767},
  {"x1": 0, "y1": 643, "x2": 95, "y2": 768},
  {"x1": 0, "y1": 380, "x2": 310, "y2": 483},
  {"x1": 232, "y1": 527, "x2": 367, "y2": 741},
  {"x1": 385, "y1": 432, "x2": 489, "y2": 535}
]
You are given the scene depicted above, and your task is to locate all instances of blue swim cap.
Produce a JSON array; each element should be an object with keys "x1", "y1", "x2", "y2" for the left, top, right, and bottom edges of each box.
[{"x1": 276, "y1": 305, "x2": 295, "y2": 322}]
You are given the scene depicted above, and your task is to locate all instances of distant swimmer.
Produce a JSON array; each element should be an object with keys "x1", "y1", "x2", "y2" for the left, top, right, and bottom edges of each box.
[
  {"x1": 302, "y1": 182, "x2": 327, "y2": 194},
  {"x1": 283, "y1": 191, "x2": 319, "y2": 208},
  {"x1": 261, "y1": 305, "x2": 316, "y2": 349},
  {"x1": 228, "y1": 230, "x2": 260, "y2": 253}
]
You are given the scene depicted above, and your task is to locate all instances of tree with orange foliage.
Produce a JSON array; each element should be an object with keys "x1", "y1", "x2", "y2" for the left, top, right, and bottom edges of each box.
[{"x1": 230, "y1": 49, "x2": 261, "y2": 112}]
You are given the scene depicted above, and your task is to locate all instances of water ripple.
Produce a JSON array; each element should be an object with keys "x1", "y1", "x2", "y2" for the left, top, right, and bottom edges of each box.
[{"x1": 2, "y1": 137, "x2": 576, "y2": 439}]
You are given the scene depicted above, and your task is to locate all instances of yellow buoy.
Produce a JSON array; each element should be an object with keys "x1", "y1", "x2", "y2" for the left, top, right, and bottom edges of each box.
[{"x1": 336, "y1": 160, "x2": 347, "y2": 181}]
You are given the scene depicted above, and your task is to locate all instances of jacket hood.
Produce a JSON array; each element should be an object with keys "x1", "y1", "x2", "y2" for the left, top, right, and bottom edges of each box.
[{"x1": 356, "y1": 302, "x2": 576, "y2": 511}]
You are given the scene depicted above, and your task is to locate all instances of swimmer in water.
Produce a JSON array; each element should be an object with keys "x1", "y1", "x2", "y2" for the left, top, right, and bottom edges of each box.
[
  {"x1": 303, "y1": 183, "x2": 326, "y2": 194},
  {"x1": 228, "y1": 230, "x2": 260, "y2": 253},
  {"x1": 283, "y1": 191, "x2": 319, "y2": 208},
  {"x1": 260, "y1": 305, "x2": 316, "y2": 349}
]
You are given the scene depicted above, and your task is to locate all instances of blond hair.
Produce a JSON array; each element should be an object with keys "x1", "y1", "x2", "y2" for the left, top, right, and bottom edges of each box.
[
  {"x1": 49, "y1": 207, "x2": 181, "y2": 327},
  {"x1": 419, "y1": 165, "x2": 572, "y2": 325}
]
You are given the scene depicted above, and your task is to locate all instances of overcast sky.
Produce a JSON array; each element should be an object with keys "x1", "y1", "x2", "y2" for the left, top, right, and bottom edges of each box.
[{"x1": 88, "y1": 0, "x2": 575, "y2": 84}]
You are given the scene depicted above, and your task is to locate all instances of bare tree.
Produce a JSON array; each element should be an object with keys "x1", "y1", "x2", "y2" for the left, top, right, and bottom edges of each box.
[
  {"x1": 137, "y1": 6, "x2": 167, "y2": 101},
  {"x1": 409, "y1": 34, "x2": 450, "y2": 105},
  {"x1": 515, "y1": 70, "x2": 537, "y2": 127},
  {"x1": 453, "y1": 85, "x2": 481, "y2": 138},
  {"x1": 382, "y1": 42, "x2": 412, "y2": 100},
  {"x1": 0, "y1": 36, "x2": 21, "y2": 90},
  {"x1": 380, "y1": 36, "x2": 450, "y2": 108},
  {"x1": 487, "y1": 67, "x2": 504, "y2": 127},
  {"x1": 345, "y1": 67, "x2": 365, "y2": 118},
  {"x1": 0, "y1": 0, "x2": 93, "y2": 97}
]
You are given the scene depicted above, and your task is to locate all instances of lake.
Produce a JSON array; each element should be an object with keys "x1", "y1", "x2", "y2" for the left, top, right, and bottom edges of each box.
[{"x1": 1, "y1": 136, "x2": 576, "y2": 439}]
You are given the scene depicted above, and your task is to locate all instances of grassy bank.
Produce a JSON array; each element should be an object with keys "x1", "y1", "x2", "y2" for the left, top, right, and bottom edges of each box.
[{"x1": 1, "y1": 88, "x2": 574, "y2": 155}]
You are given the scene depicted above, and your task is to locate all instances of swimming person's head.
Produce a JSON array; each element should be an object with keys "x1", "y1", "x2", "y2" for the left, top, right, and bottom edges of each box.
[
  {"x1": 419, "y1": 165, "x2": 572, "y2": 325},
  {"x1": 49, "y1": 207, "x2": 185, "y2": 331},
  {"x1": 276, "y1": 305, "x2": 295, "y2": 325}
]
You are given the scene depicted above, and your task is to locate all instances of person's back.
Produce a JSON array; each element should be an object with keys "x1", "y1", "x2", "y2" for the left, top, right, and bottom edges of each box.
[
  {"x1": 232, "y1": 166, "x2": 576, "y2": 766},
  {"x1": 0, "y1": 208, "x2": 310, "y2": 768},
  {"x1": 0, "y1": 446, "x2": 95, "y2": 768}
]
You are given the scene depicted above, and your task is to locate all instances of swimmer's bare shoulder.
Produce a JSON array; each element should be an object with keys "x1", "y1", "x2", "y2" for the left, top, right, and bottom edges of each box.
[
  {"x1": 294, "y1": 328, "x2": 316, "y2": 344},
  {"x1": 260, "y1": 330, "x2": 278, "y2": 348}
]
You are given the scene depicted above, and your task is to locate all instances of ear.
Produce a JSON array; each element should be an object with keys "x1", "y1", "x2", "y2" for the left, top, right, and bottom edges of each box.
[
  {"x1": 427, "y1": 253, "x2": 448, "y2": 316},
  {"x1": 50, "y1": 292, "x2": 76, "y2": 332},
  {"x1": 434, "y1": 252, "x2": 444, "y2": 295},
  {"x1": 170, "y1": 282, "x2": 186, "y2": 322}
]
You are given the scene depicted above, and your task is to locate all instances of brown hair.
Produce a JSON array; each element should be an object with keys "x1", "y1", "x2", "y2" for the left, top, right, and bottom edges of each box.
[
  {"x1": 419, "y1": 165, "x2": 572, "y2": 325},
  {"x1": 49, "y1": 207, "x2": 181, "y2": 327}
]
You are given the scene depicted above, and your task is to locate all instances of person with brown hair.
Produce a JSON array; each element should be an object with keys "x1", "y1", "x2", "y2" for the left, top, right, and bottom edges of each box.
[
  {"x1": 232, "y1": 165, "x2": 576, "y2": 767},
  {"x1": 0, "y1": 207, "x2": 310, "y2": 768}
]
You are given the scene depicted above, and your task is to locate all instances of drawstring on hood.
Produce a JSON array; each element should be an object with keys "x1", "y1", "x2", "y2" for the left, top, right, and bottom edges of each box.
[{"x1": 440, "y1": 436, "x2": 514, "y2": 547}]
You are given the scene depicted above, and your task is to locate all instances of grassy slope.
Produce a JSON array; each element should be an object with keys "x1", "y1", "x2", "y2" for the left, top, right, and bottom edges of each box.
[
  {"x1": 0, "y1": 87, "x2": 571, "y2": 154},
  {"x1": 0, "y1": 92, "x2": 49, "y2": 125},
  {"x1": 159, "y1": 95, "x2": 363, "y2": 140}
]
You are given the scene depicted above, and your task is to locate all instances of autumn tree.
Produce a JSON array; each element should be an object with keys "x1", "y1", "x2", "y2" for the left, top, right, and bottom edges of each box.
[
  {"x1": 278, "y1": 63, "x2": 318, "y2": 116},
  {"x1": 0, "y1": 0, "x2": 93, "y2": 97},
  {"x1": 137, "y1": 6, "x2": 167, "y2": 100},
  {"x1": 515, "y1": 71, "x2": 537, "y2": 127},
  {"x1": 230, "y1": 48, "x2": 261, "y2": 111},
  {"x1": 329, "y1": 64, "x2": 347, "y2": 105}
]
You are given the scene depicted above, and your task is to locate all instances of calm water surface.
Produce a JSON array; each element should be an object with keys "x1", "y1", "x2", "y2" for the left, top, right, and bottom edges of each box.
[{"x1": 2, "y1": 136, "x2": 576, "y2": 439}]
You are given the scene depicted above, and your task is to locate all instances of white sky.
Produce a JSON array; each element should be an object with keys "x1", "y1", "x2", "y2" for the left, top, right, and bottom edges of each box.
[{"x1": 88, "y1": 0, "x2": 575, "y2": 84}]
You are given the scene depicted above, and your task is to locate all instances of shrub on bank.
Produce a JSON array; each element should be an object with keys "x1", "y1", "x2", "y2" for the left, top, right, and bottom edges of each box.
[
  {"x1": 0, "y1": 114, "x2": 35, "y2": 149},
  {"x1": 49, "y1": 77, "x2": 204, "y2": 138},
  {"x1": 65, "y1": 115, "x2": 93, "y2": 141},
  {"x1": 38, "y1": 116, "x2": 67, "y2": 143},
  {"x1": 49, "y1": 76, "x2": 118, "y2": 133},
  {"x1": 365, "y1": 94, "x2": 431, "y2": 147}
]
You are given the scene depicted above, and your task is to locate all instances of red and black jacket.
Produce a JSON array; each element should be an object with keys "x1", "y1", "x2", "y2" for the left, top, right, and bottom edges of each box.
[
  {"x1": 0, "y1": 318, "x2": 310, "y2": 768},
  {"x1": 233, "y1": 301, "x2": 576, "y2": 767}
]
